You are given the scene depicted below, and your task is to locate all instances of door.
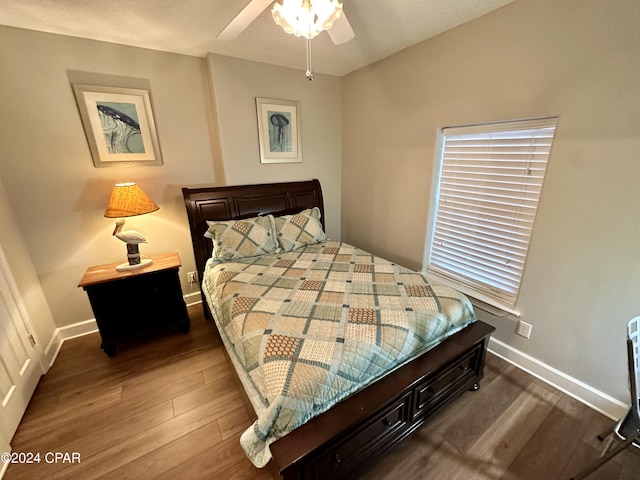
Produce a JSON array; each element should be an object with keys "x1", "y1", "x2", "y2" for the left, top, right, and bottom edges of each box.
[{"x1": 0, "y1": 245, "x2": 43, "y2": 446}]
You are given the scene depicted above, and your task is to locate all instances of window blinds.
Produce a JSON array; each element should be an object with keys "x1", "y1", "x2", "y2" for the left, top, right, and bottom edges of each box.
[{"x1": 427, "y1": 117, "x2": 557, "y2": 310}]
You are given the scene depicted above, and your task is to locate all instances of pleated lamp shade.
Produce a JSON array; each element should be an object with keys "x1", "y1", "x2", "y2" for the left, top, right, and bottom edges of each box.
[{"x1": 104, "y1": 183, "x2": 159, "y2": 218}]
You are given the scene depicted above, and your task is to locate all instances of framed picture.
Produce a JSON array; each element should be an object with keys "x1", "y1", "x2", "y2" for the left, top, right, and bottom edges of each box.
[
  {"x1": 256, "y1": 97, "x2": 302, "y2": 164},
  {"x1": 73, "y1": 84, "x2": 163, "y2": 167}
]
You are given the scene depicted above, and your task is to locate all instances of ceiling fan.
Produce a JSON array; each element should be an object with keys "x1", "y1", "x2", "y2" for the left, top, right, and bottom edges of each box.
[{"x1": 218, "y1": 0, "x2": 355, "y2": 48}]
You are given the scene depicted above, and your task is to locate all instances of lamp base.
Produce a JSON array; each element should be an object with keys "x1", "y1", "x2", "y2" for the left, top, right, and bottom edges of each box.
[{"x1": 116, "y1": 258, "x2": 153, "y2": 272}]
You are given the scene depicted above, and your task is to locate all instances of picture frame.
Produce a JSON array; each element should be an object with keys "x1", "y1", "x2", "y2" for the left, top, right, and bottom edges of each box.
[
  {"x1": 256, "y1": 97, "x2": 302, "y2": 164},
  {"x1": 73, "y1": 84, "x2": 163, "y2": 167}
]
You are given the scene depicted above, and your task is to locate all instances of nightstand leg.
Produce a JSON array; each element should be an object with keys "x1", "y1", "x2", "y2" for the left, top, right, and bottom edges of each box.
[
  {"x1": 180, "y1": 320, "x2": 191, "y2": 334},
  {"x1": 103, "y1": 344, "x2": 117, "y2": 357}
]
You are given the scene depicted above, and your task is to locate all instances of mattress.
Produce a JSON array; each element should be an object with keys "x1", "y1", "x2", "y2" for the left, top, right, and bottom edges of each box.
[{"x1": 202, "y1": 241, "x2": 476, "y2": 467}]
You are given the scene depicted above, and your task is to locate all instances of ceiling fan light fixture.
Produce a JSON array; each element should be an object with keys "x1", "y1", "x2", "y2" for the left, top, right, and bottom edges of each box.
[{"x1": 272, "y1": 0, "x2": 343, "y2": 39}]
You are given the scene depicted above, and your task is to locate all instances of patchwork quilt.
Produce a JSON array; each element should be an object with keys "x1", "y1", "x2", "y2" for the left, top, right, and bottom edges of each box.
[{"x1": 202, "y1": 241, "x2": 476, "y2": 467}]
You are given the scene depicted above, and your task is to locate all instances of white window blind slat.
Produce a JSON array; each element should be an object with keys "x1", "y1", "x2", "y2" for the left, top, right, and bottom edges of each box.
[
  {"x1": 441, "y1": 173, "x2": 546, "y2": 185},
  {"x1": 430, "y1": 244, "x2": 525, "y2": 281},
  {"x1": 443, "y1": 150, "x2": 552, "y2": 158},
  {"x1": 429, "y1": 260, "x2": 520, "y2": 296},
  {"x1": 436, "y1": 213, "x2": 534, "y2": 237},
  {"x1": 434, "y1": 233, "x2": 532, "y2": 258},
  {"x1": 434, "y1": 217, "x2": 533, "y2": 244},
  {"x1": 437, "y1": 200, "x2": 538, "y2": 221},
  {"x1": 439, "y1": 192, "x2": 540, "y2": 211},
  {"x1": 431, "y1": 238, "x2": 528, "y2": 277},
  {"x1": 426, "y1": 117, "x2": 557, "y2": 312},
  {"x1": 433, "y1": 224, "x2": 531, "y2": 251},
  {"x1": 440, "y1": 187, "x2": 543, "y2": 204},
  {"x1": 438, "y1": 203, "x2": 536, "y2": 221}
]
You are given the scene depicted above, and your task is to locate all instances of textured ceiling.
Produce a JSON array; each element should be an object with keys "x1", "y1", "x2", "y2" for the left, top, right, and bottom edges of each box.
[{"x1": 0, "y1": 0, "x2": 515, "y2": 77}]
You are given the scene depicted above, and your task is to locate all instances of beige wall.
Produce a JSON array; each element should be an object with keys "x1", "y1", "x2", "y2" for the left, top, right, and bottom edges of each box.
[
  {"x1": 342, "y1": 0, "x2": 640, "y2": 404},
  {"x1": 0, "y1": 26, "x2": 222, "y2": 328},
  {"x1": 0, "y1": 28, "x2": 342, "y2": 337},
  {"x1": 208, "y1": 54, "x2": 342, "y2": 240}
]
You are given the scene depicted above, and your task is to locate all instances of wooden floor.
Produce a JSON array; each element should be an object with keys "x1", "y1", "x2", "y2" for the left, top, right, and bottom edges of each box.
[{"x1": 5, "y1": 303, "x2": 640, "y2": 480}]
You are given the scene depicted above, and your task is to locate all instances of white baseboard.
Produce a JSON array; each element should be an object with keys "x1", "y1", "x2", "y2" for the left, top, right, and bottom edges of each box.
[
  {"x1": 488, "y1": 337, "x2": 628, "y2": 421},
  {"x1": 184, "y1": 291, "x2": 202, "y2": 306},
  {"x1": 42, "y1": 319, "x2": 98, "y2": 369},
  {"x1": 42, "y1": 294, "x2": 202, "y2": 369},
  {"x1": 58, "y1": 318, "x2": 99, "y2": 340},
  {"x1": 42, "y1": 329, "x2": 63, "y2": 371}
]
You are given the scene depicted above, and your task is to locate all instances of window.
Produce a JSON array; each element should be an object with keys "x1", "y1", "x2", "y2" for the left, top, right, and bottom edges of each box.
[{"x1": 425, "y1": 117, "x2": 558, "y2": 314}]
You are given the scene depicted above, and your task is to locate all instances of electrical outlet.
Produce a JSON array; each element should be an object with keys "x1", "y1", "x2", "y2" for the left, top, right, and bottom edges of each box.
[
  {"x1": 516, "y1": 320, "x2": 532, "y2": 339},
  {"x1": 187, "y1": 272, "x2": 197, "y2": 285}
]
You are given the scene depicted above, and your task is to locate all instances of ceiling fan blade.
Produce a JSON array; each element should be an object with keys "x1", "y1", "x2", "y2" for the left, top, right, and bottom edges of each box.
[
  {"x1": 217, "y1": 0, "x2": 274, "y2": 41},
  {"x1": 328, "y1": 12, "x2": 355, "y2": 45}
]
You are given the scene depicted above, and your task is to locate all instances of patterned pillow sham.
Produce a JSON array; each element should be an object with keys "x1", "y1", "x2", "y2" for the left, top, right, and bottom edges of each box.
[
  {"x1": 274, "y1": 207, "x2": 327, "y2": 252},
  {"x1": 205, "y1": 215, "x2": 278, "y2": 261}
]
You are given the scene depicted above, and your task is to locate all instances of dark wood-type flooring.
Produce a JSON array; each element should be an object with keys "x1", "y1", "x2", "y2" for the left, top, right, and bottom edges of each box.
[{"x1": 5, "y1": 303, "x2": 640, "y2": 479}]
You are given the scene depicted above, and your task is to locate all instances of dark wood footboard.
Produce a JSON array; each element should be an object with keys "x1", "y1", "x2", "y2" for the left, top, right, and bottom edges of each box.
[{"x1": 270, "y1": 320, "x2": 494, "y2": 480}]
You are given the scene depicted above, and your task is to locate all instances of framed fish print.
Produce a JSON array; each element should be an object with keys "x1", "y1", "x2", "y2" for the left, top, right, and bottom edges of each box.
[
  {"x1": 73, "y1": 84, "x2": 163, "y2": 167},
  {"x1": 256, "y1": 97, "x2": 302, "y2": 164}
]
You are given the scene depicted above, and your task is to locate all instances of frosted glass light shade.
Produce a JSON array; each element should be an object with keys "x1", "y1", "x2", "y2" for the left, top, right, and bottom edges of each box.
[{"x1": 272, "y1": 0, "x2": 343, "y2": 39}]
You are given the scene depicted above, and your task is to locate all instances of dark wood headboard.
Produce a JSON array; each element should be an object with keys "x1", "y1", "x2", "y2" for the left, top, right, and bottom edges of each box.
[{"x1": 182, "y1": 179, "x2": 324, "y2": 288}]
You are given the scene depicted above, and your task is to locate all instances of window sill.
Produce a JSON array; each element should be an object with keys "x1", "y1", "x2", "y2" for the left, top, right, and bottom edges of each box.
[
  {"x1": 468, "y1": 296, "x2": 519, "y2": 318},
  {"x1": 424, "y1": 272, "x2": 521, "y2": 318}
]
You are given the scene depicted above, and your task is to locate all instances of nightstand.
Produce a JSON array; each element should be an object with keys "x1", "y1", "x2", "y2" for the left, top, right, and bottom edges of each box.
[{"x1": 78, "y1": 252, "x2": 190, "y2": 356}]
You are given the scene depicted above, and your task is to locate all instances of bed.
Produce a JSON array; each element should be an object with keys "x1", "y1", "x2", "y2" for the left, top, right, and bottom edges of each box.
[{"x1": 182, "y1": 179, "x2": 495, "y2": 480}]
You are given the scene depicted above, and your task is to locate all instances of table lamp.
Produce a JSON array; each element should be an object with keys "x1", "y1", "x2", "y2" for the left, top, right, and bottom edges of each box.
[{"x1": 104, "y1": 182, "x2": 159, "y2": 271}]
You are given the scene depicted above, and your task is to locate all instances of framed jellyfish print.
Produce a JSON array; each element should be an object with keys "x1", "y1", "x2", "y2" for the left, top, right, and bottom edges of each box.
[
  {"x1": 73, "y1": 84, "x2": 163, "y2": 167},
  {"x1": 256, "y1": 98, "x2": 302, "y2": 164}
]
